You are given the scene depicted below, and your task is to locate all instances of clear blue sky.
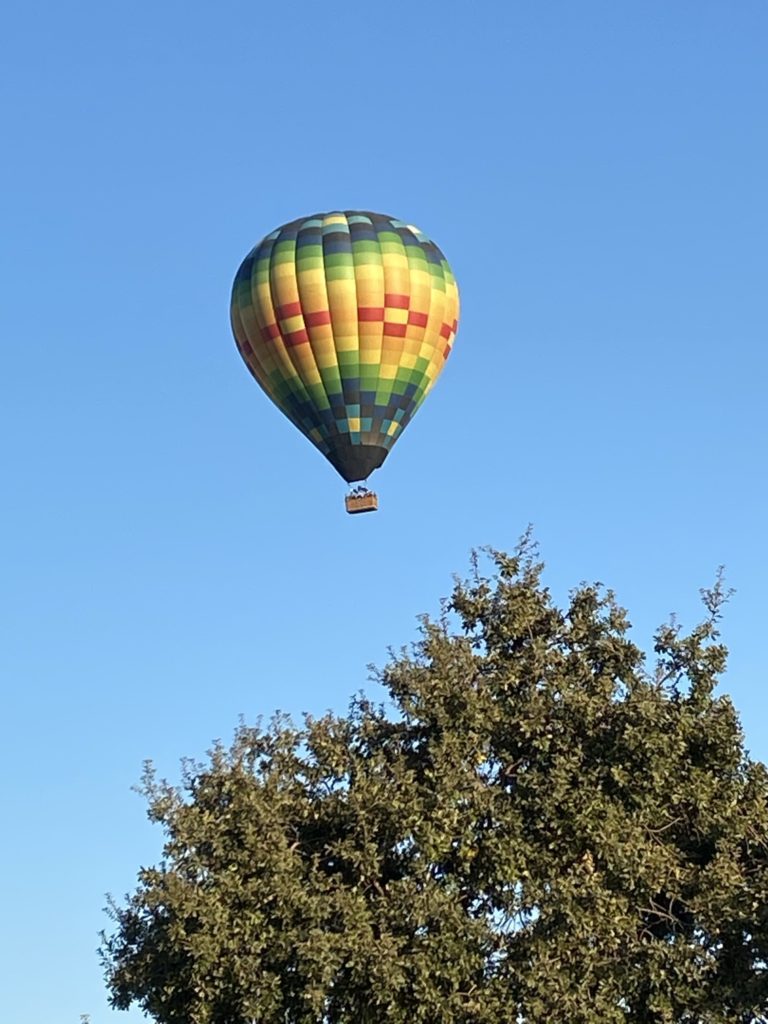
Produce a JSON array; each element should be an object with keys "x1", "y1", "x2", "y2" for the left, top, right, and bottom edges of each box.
[{"x1": 2, "y1": 1, "x2": 766, "y2": 1020}]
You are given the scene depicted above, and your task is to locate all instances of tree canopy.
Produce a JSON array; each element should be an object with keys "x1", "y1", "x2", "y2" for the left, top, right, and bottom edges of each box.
[{"x1": 101, "y1": 540, "x2": 768, "y2": 1023}]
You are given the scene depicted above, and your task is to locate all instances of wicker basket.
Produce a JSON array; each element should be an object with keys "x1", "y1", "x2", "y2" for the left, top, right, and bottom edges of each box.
[{"x1": 345, "y1": 492, "x2": 379, "y2": 514}]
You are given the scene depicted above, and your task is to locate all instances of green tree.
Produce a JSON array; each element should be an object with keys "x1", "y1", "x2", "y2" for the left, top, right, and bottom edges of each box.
[{"x1": 101, "y1": 540, "x2": 768, "y2": 1023}]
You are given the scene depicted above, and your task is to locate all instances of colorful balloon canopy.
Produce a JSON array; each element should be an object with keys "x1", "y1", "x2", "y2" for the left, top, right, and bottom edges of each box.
[{"x1": 230, "y1": 211, "x2": 459, "y2": 483}]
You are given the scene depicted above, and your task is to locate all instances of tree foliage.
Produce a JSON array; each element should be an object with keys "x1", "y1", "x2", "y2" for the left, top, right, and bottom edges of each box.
[{"x1": 101, "y1": 539, "x2": 768, "y2": 1023}]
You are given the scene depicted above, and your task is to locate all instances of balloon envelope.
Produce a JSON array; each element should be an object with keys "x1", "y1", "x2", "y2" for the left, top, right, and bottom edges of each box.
[{"x1": 230, "y1": 211, "x2": 459, "y2": 483}]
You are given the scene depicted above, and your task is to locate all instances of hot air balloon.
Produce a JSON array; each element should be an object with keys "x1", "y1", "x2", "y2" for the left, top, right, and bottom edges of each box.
[{"x1": 230, "y1": 211, "x2": 459, "y2": 513}]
